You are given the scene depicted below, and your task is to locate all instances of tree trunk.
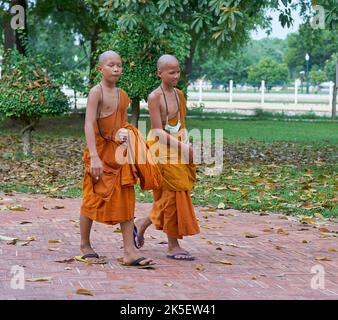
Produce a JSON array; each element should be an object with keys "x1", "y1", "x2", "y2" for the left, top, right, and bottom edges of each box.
[
  {"x1": 3, "y1": 13, "x2": 15, "y2": 50},
  {"x1": 73, "y1": 90, "x2": 78, "y2": 113},
  {"x1": 22, "y1": 127, "x2": 32, "y2": 156},
  {"x1": 130, "y1": 98, "x2": 140, "y2": 128},
  {"x1": 332, "y1": 60, "x2": 337, "y2": 118},
  {"x1": 21, "y1": 121, "x2": 36, "y2": 156},
  {"x1": 89, "y1": 24, "x2": 100, "y2": 86},
  {"x1": 3, "y1": 11, "x2": 15, "y2": 67}
]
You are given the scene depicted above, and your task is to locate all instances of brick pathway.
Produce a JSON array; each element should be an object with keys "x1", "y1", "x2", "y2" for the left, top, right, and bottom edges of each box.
[{"x1": 0, "y1": 192, "x2": 337, "y2": 300}]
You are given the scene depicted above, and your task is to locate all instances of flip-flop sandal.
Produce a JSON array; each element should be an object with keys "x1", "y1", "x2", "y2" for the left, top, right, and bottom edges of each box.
[
  {"x1": 122, "y1": 257, "x2": 156, "y2": 268},
  {"x1": 166, "y1": 252, "x2": 195, "y2": 261},
  {"x1": 133, "y1": 226, "x2": 145, "y2": 249}
]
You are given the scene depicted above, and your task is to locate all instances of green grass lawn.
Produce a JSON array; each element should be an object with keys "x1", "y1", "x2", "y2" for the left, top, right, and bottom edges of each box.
[
  {"x1": 0, "y1": 115, "x2": 337, "y2": 217},
  {"x1": 1, "y1": 114, "x2": 337, "y2": 144}
]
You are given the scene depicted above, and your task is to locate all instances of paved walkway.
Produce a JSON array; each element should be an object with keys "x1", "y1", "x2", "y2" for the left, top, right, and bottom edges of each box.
[{"x1": 0, "y1": 192, "x2": 337, "y2": 300}]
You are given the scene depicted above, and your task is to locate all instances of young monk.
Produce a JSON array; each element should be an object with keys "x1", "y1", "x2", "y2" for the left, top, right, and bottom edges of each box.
[
  {"x1": 80, "y1": 50, "x2": 155, "y2": 266},
  {"x1": 134, "y1": 54, "x2": 200, "y2": 260}
]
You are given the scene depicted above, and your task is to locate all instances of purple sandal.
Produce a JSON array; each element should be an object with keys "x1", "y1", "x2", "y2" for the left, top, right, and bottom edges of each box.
[{"x1": 133, "y1": 226, "x2": 144, "y2": 249}]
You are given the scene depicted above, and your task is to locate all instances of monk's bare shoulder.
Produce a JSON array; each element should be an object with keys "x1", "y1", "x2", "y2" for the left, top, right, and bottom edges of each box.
[
  {"x1": 147, "y1": 87, "x2": 161, "y2": 109},
  {"x1": 88, "y1": 85, "x2": 101, "y2": 101}
]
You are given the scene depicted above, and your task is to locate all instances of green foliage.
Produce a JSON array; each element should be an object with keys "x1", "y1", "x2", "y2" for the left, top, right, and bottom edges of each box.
[
  {"x1": 97, "y1": 0, "x2": 308, "y2": 68},
  {"x1": 0, "y1": 50, "x2": 70, "y2": 125},
  {"x1": 95, "y1": 26, "x2": 191, "y2": 100},
  {"x1": 313, "y1": 0, "x2": 338, "y2": 29},
  {"x1": 310, "y1": 69, "x2": 328, "y2": 86},
  {"x1": 324, "y1": 53, "x2": 338, "y2": 82},
  {"x1": 29, "y1": 16, "x2": 89, "y2": 94},
  {"x1": 192, "y1": 37, "x2": 287, "y2": 84},
  {"x1": 248, "y1": 58, "x2": 289, "y2": 88},
  {"x1": 285, "y1": 23, "x2": 338, "y2": 78}
]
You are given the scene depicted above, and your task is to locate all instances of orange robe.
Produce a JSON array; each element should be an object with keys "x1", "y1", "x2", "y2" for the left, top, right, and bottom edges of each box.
[
  {"x1": 81, "y1": 89, "x2": 135, "y2": 225},
  {"x1": 149, "y1": 89, "x2": 200, "y2": 239}
]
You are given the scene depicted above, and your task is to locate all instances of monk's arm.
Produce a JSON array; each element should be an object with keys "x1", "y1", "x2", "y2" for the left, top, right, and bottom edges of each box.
[
  {"x1": 147, "y1": 93, "x2": 192, "y2": 159},
  {"x1": 84, "y1": 87, "x2": 103, "y2": 177}
]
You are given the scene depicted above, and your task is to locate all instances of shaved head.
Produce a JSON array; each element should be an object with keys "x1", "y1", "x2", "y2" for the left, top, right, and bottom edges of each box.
[
  {"x1": 99, "y1": 50, "x2": 121, "y2": 65},
  {"x1": 157, "y1": 54, "x2": 179, "y2": 71}
]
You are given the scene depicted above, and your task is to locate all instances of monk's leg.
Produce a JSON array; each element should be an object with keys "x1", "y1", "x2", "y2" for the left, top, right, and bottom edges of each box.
[
  {"x1": 80, "y1": 214, "x2": 97, "y2": 256},
  {"x1": 120, "y1": 219, "x2": 155, "y2": 265},
  {"x1": 167, "y1": 235, "x2": 195, "y2": 260}
]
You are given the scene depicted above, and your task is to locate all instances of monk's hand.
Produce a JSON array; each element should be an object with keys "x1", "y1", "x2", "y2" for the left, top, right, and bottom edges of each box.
[
  {"x1": 90, "y1": 155, "x2": 103, "y2": 180},
  {"x1": 117, "y1": 128, "x2": 128, "y2": 146}
]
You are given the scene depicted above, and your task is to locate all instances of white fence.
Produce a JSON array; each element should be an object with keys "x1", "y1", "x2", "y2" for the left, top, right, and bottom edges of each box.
[{"x1": 188, "y1": 80, "x2": 336, "y2": 116}]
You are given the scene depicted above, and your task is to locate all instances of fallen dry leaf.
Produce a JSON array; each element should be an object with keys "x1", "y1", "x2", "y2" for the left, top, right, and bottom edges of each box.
[
  {"x1": 243, "y1": 232, "x2": 258, "y2": 238},
  {"x1": 48, "y1": 239, "x2": 62, "y2": 244},
  {"x1": 11, "y1": 205, "x2": 28, "y2": 211},
  {"x1": 26, "y1": 277, "x2": 53, "y2": 282},
  {"x1": 328, "y1": 248, "x2": 337, "y2": 253},
  {"x1": 225, "y1": 242, "x2": 251, "y2": 248},
  {"x1": 315, "y1": 256, "x2": 331, "y2": 261},
  {"x1": 200, "y1": 207, "x2": 216, "y2": 212},
  {"x1": 302, "y1": 240, "x2": 309, "y2": 244},
  {"x1": 201, "y1": 224, "x2": 223, "y2": 229},
  {"x1": 18, "y1": 241, "x2": 30, "y2": 246},
  {"x1": 6, "y1": 239, "x2": 18, "y2": 245},
  {"x1": 48, "y1": 248, "x2": 60, "y2": 252},
  {"x1": 195, "y1": 264, "x2": 205, "y2": 271},
  {"x1": 51, "y1": 205, "x2": 64, "y2": 210},
  {"x1": 320, "y1": 234, "x2": 332, "y2": 238},
  {"x1": 74, "y1": 256, "x2": 107, "y2": 264},
  {"x1": 262, "y1": 228, "x2": 273, "y2": 233},
  {"x1": 300, "y1": 216, "x2": 316, "y2": 225},
  {"x1": 19, "y1": 221, "x2": 32, "y2": 225},
  {"x1": 120, "y1": 285, "x2": 134, "y2": 290},
  {"x1": 251, "y1": 276, "x2": 257, "y2": 280},
  {"x1": 319, "y1": 227, "x2": 331, "y2": 233},
  {"x1": 76, "y1": 288, "x2": 94, "y2": 296},
  {"x1": 164, "y1": 283, "x2": 173, "y2": 287},
  {"x1": 0, "y1": 235, "x2": 18, "y2": 241},
  {"x1": 210, "y1": 259, "x2": 233, "y2": 265},
  {"x1": 277, "y1": 228, "x2": 289, "y2": 235},
  {"x1": 217, "y1": 202, "x2": 226, "y2": 209},
  {"x1": 54, "y1": 258, "x2": 75, "y2": 263}
]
